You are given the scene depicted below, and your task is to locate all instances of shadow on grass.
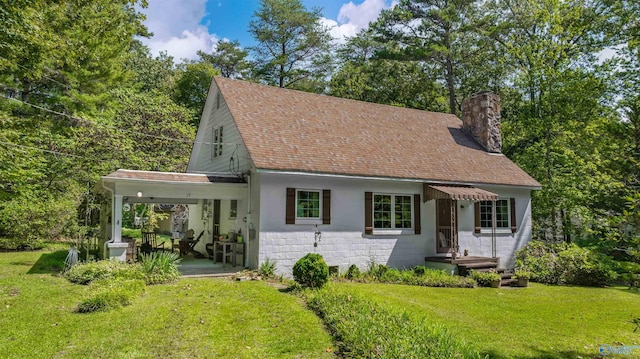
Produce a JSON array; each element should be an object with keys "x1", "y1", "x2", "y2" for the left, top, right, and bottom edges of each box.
[
  {"x1": 483, "y1": 346, "x2": 603, "y2": 359},
  {"x1": 26, "y1": 250, "x2": 67, "y2": 274}
]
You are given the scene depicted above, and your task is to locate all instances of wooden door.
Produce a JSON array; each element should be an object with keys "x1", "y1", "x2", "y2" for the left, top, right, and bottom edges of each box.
[{"x1": 436, "y1": 199, "x2": 457, "y2": 253}]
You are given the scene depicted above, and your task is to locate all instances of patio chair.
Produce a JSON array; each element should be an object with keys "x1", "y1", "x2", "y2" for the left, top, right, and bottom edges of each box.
[{"x1": 141, "y1": 231, "x2": 164, "y2": 254}]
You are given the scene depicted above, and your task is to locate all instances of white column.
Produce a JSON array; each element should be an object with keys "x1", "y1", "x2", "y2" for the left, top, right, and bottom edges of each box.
[{"x1": 113, "y1": 195, "x2": 123, "y2": 243}]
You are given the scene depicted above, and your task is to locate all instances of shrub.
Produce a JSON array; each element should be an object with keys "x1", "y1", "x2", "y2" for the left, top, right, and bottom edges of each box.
[
  {"x1": 366, "y1": 263, "x2": 388, "y2": 279},
  {"x1": 139, "y1": 251, "x2": 181, "y2": 285},
  {"x1": 76, "y1": 278, "x2": 145, "y2": 313},
  {"x1": 308, "y1": 289, "x2": 485, "y2": 359},
  {"x1": 0, "y1": 237, "x2": 45, "y2": 251},
  {"x1": 345, "y1": 264, "x2": 361, "y2": 280},
  {"x1": 513, "y1": 269, "x2": 531, "y2": 280},
  {"x1": 516, "y1": 241, "x2": 616, "y2": 286},
  {"x1": 257, "y1": 257, "x2": 278, "y2": 278},
  {"x1": 292, "y1": 253, "x2": 329, "y2": 288},
  {"x1": 64, "y1": 259, "x2": 144, "y2": 285},
  {"x1": 470, "y1": 270, "x2": 501, "y2": 287}
]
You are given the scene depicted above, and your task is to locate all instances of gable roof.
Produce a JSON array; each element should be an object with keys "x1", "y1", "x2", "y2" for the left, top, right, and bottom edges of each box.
[{"x1": 215, "y1": 77, "x2": 541, "y2": 188}]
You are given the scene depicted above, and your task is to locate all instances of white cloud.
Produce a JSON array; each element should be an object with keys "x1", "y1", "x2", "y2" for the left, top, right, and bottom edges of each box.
[
  {"x1": 138, "y1": 0, "x2": 217, "y2": 61},
  {"x1": 322, "y1": 0, "x2": 394, "y2": 44}
]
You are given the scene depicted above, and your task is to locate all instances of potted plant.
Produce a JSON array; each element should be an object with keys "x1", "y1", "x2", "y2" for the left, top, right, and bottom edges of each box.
[
  {"x1": 514, "y1": 269, "x2": 531, "y2": 287},
  {"x1": 470, "y1": 270, "x2": 502, "y2": 288}
]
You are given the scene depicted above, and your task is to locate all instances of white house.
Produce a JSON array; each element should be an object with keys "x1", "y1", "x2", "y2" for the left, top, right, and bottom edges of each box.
[{"x1": 100, "y1": 77, "x2": 541, "y2": 276}]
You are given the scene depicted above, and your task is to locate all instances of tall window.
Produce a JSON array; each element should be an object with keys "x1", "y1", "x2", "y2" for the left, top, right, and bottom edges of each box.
[
  {"x1": 373, "y1": 194, "x2": 412, "y2": 229},
  {"x1": 296, "y1": 190, "x2": 320, "y2": 219},
  {"x1": 229, "y1": 200, "x2": 237, "y2": 219},
  {"x1": 480, "y1": 199, "x2": 509, "y2": 228},
  {"x1": 212, "y1": 126, "x2": 224, "y2": 158}
]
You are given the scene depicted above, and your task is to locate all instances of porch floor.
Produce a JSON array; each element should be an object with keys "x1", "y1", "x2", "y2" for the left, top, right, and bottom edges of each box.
[
  {"x1": 178, "y1": 256, "x2": 244, "y2": 278},
  {"x1": 424, "y1": 256, "x2": 499, "y2": 265}
]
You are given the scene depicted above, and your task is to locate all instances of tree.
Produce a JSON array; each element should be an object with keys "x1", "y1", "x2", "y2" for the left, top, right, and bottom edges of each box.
[
  {"x1": 488, "y1": 0, "x2": 621, "y2": 241},
  {"x1": 126, "y1": 41, "x2": 176, "y2": 93},
  {"x1": 172, "y1": 61, "x2": 220, "y2": 126},
  {"x1": 330, "y1": 29, "x2": 447, "y2": 112},
  {"x1": 249, "y1": 0, "x2": 333, "y2": 91},
  {"x1": 372, "y1": 0, "x2": 487, "y2": 114},
  {"x1": 197, "y1": 40, "x2": 251, "y2": 79}
]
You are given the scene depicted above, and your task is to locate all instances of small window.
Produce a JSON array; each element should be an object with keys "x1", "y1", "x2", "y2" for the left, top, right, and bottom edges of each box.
[
  {"x1": 480, "y1": 199, "x2": 510, "y2": 228},
  {"x1": 296, "y1": 190, "x2": 321, "y2": 219},
  {"x1": 229, "y1": 200, "x2": 237, "y2": 219},
  {"x1": 373, "y1": 194, "x2": 412, "y2": 229},
  {"x1": 212, "y1": 125, "x2": 223, "y2": 158}
]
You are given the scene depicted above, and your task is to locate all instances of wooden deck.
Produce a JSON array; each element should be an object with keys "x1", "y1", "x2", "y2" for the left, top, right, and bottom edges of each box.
[{"x1": 425, "y1": 256, "x2": 513, "y2": 286}]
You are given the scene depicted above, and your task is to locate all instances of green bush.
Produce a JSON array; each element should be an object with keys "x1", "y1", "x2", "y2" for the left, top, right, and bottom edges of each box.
[
  {"x1": 139, "y1": 251, "x2": 182, "y2": 285},
  {"x1": 0, "y1": 237, "x2": 45, "y2": 251},
  {"x1": 516, "y1": 241, "x2": 616, "y2": 286},
  {"x1": 292, "y1": 253, "x2": 329, "y2": 288},
  {"x1": 366, "y1": 263, "x2": 388, "y2": 279},
  {"x1": 0, "y1": 192, "x2": 80, "y2": 244},
  {"x1": 345, "y1": 264, "x2": 361, "y2": 280},
  {"x1": 470, "y1": 270, "x2": 501, "y2": 287},
  {"x1": 76, "y1": 278, "x2": 145, "y2": 313},
  {"x1": 308, "y1": 289, "x2": 485, "y2": 359},
  {"x1": 257, "y1": 257, "x2": 278, "y2": 277},
  {"x1": 64, "y1": 259, "x2": 144, "y2": 285}
]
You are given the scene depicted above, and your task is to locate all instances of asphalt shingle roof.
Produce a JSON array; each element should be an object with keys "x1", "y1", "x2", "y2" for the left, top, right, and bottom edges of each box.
[{"x1": 216, "y1": 77, "x2": 541, "y2": 188}]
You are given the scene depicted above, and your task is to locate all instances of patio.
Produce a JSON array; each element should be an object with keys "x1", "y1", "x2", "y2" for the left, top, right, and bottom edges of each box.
[{"x1": 178, "y1": 256, "x2": 244, "y2": 277}]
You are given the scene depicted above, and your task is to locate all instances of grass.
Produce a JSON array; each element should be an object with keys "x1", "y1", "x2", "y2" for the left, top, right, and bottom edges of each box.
[
  {"x1": 0, "y1": 250, "x2": 334, "y2": 358},
  {"x1": 330, "y1": 282, "x2": 640, "y2": 358}
]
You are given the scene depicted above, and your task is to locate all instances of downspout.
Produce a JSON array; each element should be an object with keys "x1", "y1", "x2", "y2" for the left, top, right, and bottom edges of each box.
[
  {"x1": 101, "y1": 181, "x2": 115, "y2": 259},
  {"x1": 245, "y1": 173, "x2": 251, "y2": 268}
]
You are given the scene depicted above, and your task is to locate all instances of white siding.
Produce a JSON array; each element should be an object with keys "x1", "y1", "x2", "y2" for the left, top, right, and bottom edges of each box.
[
  {"x1": 188, "y1": 81, "x2": 252, "y2": 174},
  {"x1": 257, "y1": 173, "x2": 428, "y2": 276},
  {"x1": 456, "y1": 186, "x2": 533, "y2": 268},
  {"x1": 256, "y1": 172, "x2": 534, "y2": 276}
]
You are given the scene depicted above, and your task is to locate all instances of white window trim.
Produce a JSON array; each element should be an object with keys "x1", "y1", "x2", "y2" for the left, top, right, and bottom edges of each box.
[
  {"x1": 212, "y1": 125, "x2": 223, "y2": 159},
  {"x1": 480, "y1": 198, "x2": 511, "y2": 234},
  {"x1": 295, "y1": 189, "x2": 322, "y2": 225},
  {"x1": 372, "y1": 193, "x2": 414, "y2": 235},
  {"x1": 229, "y1": 199, "x2": 237, "y2": 220}
]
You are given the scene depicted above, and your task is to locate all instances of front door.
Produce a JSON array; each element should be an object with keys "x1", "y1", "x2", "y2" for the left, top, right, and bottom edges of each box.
[{"x1": 436, "y1": 199, "x2": 457, "y2": 253}]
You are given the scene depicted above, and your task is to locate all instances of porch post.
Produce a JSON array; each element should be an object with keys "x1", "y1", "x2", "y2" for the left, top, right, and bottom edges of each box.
[{"x1": 107, "y1": 194, "x2": 128, "y2": 261}]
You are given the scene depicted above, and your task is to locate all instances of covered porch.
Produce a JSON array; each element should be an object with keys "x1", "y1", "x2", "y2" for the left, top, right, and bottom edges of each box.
[
  {"x1": 423, "y1": 184, "x2": 499, "y2": 258},
  {"x1": 98, "y1": 169, "x2": 251, "y2": 268}
]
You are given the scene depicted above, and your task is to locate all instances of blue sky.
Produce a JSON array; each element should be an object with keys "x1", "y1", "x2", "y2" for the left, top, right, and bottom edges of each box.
[{"x1": 140, "y1": 0, "x2": 395, "y2": 61}]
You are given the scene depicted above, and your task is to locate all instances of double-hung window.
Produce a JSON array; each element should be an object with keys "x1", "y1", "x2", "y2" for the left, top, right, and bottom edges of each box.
[
  {"x1": 373, "y1": 194, "x2": 412, "y2": 229},
  {"x1": 296, "y1": 190, "x2": 321, "y2": 219},
  {"x1": 286, "y1": 188, "x2": 331, "y2": 225},
  {"x1": 479, "y1": 199, "x2": 510, "y2": 228},
  {"x1": 212, "y1": 125, "x2": 223, "y2": 158}
]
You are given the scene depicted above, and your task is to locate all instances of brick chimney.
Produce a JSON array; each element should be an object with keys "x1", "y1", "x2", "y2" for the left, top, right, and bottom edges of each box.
[{"x1": 461, "y1": 91, "x2": 502, "y2": 153}]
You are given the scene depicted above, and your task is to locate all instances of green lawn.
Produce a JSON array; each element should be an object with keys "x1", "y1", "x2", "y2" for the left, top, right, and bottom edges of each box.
[
  {"x1": 331, "y1": 282, "x2": 640, "y2": 358},
  {"x1": 0, "y1": 250, "x2": 334, "y2": 359}
]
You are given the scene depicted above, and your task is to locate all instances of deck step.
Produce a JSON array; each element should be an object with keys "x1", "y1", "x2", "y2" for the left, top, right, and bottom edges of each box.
[{"x1": 500, "y1": 271, "x2": 513, "y2": 286}]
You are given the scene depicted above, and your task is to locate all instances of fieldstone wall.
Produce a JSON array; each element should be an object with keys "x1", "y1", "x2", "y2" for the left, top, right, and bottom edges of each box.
[{"x1": 461, "y1": 91, "x2": 502, "y2": 153}]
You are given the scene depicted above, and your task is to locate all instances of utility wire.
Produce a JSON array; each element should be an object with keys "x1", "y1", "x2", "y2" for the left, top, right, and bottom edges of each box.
[
  {"x1": 0, "y1": 93, "x2": 241, "y2": 147},
  {"x1": 0, "y1": 140, "x2": 87, "y2": 159}
]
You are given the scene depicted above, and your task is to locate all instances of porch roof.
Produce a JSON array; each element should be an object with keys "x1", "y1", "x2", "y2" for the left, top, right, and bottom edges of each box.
[
  {"x1": 424, "y1": 184, "x2": 498, "y2": 202},
  {"x1": 100, "y1": 169, "x2": 247, "y2": 203}
]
